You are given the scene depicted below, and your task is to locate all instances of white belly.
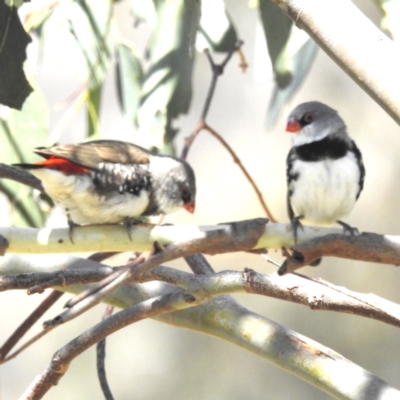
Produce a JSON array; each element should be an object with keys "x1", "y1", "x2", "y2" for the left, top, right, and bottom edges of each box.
[
  {"x1": 31, "y1": 169, "x2": 149, "y2": 225},
  {"x1": 289, "y1": 153, "x2": 360, "y2": 226}
]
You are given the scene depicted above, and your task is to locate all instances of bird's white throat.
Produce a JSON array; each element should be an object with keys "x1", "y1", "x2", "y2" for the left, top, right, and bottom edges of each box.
[{"x1": 291, "y1": 125, "x2": 333, "y2": 147}]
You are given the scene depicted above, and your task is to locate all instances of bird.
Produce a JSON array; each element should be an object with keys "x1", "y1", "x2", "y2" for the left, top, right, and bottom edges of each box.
[
  {"x1": 13, "y1": 140, "x2": 196, "y2": 239},
  {"x1": 285, "y1": 101, "x2": 365, "y2": 264}
]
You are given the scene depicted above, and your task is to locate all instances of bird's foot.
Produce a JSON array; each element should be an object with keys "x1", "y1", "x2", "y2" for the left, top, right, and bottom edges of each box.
[
  {"x1": 123, "y1": 217, "x2": 145, "y2": 240},
  {"x1": 290, "y1": 215, "x2": 304, "y2": 243},
  {"x1": 309, "y1": 258, "x2": 322, "y2": 267},
  {"x1": 337, "y1": 220, "x2": 359, "y2": 236},
  {"x1": 67, "y1": 218, "x2": 77, "y2": 244}
]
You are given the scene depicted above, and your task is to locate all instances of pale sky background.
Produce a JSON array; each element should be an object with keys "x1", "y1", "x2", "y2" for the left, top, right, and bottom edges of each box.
[{"x1": 1, "y1": 1, "x2": 400, "y2": 399}]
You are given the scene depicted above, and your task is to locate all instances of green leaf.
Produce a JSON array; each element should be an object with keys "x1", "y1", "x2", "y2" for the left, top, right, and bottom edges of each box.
[
  {"x1": 67, "y1": 0, "x2": 113, "y2": 88},
  {"x1": 23, "y1": 2, "x2": 55, "y2": 33},
  {"x1": 375, "y1": 0, "x2": 400, "y2": 40},
  {"x1": 0, "y1": 70, "x2": 49, "y2": 227},
  {"x1": 87, "y1": 84, "x2": 102, "y2": 138},
  {"x1": 197, "y1": 0, "x2": 238, "y2": 53},
  {"x1": 67, "y1": 0, "x2": 114, "y2": 138},
  {"x1": 258, "y1": 0, "x2": 293, "y2": 88},
  {"x1": 258, "y1": 0, "x2": 318, "y2": 129},
  {"x1": 266, "y1": 37, "x2": 318, "y2": 130},
  {"x1": 116, "y1": 42, "x2": 143, "y2": 123},
  {"x1": 5, "y1": 0, "x2": 25, "y2": 7},
  {"x1": 0, "y1": 1, "x2": 33, "y2": 109},
  {"x1": 129, "y1": 0, "x2": 157, "y2": 26},
  {"x1": 137, "y1": 0, "x2": 201, "y2": 153}
]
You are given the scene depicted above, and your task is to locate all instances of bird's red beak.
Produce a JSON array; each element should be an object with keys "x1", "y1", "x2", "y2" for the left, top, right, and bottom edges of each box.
[
  {"x1": 183, "y1": 201, "x2": 195, "y2": 214},
  {"x1": 286, "y1": 118, "x2": 301, "y2": 133}
]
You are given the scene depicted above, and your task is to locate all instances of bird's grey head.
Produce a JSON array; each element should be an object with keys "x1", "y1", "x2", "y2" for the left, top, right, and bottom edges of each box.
[
  {"x1": 149, "y1": 156, "x2": 196, "y2": 215},
  {"x1": 286, "y1": 101, "x2": 348, "y2": 147}
]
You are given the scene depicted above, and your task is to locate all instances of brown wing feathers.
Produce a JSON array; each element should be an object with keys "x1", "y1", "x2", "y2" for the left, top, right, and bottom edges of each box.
[{"x1": 34, "y1": 140, "x2": 151, "y2": 170}]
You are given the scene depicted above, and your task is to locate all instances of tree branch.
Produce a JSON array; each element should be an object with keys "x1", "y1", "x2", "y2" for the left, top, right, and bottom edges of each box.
[
  {"x1": 2, "y1": 223, "x2": 400, "y2": 273},
  {"x1": 272, "y1": 0, "x2": 400, "y2": 124},
  {"x1": 282, "y1": 232, "x2": 400, "y2": 274},
  {"x1": 0, "y1": 163, "x2": 43, "y2": 191},
  {"x1": 19, "y1": 265, "x2": 400, "y2": 400},
  {"x1": 0, "y1": 291, "x2": 63, "y2": 360},
  {"x1": 96, "y1": 305, "x2": 114, "y2": 400},
  {"x1": 142, "y1": 266, "x2": 400, "y2": 328}
]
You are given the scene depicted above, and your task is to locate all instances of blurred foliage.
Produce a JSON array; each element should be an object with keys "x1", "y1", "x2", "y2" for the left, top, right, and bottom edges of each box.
[
  {"x1": 0, "y1": 1, "x2": 32, "y2": 109},
  {"x1": 374, "y1": 0, "x2": 400, "y2": 41},
  {"x1": 2, "y1": 0, "x2": 396, "y2": 226},
  {"x1": 0, "y1": 0, "x2": 318, "y2": 151},
  {"x1": 0, "y1": 70, "x2": 49, "y2": 227}
]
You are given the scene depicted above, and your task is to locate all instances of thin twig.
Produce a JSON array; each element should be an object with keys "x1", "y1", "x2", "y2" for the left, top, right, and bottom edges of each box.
[
  {"x1": 184, "y1": 253, "x2": 214, "y2": 275},
  {"x1": 236, "y1": 47, "x2": 249, "y2": 73},
  {"x1": 8, "y1": 253, "x2": 116, "y2": 293},
  {"x1": 203, "y1": 124, "x2": 277, "y2": 222},
  {"x1": 21, "y1": 288, "x2": 198, "y2": 400},
  {"x1": 0, "y1": 291, "x2": 63, "y2": 361},
  {"x1": 1, "y1": 325, "x2": 57, "y2": 363},
  {"x1": 179, "y1": 41, "x2": 276, "y2": 222},
  {"x1": 0, "y1": 163, "x2": 43, "y2": 191},
  {"x1": 63, "y1": 255, "x2": 144, "y2": 309},
  {"x1": 181, "y1": 41, "x2": 245, "y2": 161},
  {"x1": 97, "y1": 305, "x2": 114, "y2": 400}
]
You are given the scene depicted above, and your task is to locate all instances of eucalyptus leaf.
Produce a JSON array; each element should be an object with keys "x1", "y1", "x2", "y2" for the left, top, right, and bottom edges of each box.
[
  {"x1": 375, "y1": 0, "x2": 400, "y2": 41},
  {"x1": 87, "y1": 85, "x2": 102, "y2": 139},
  {"x1": 67, "y1": 0, "x2": 114, "y2": 138},
  {"x1": 4, "y1": 0, "x2": 25, "y2": 7},
  {"x1": 0, "y1": 71, "x2": 49, "y2": 227},
  {"x1": 130, "y1": 0, "x2": 157, "y2": 27},
  {"x1": 258, "y1": 0, "x2": 318, "y2": 129},
  {"x1": 23, "y1": 2, "x2": 55, "y2": 33},
  {"x1": 137, "y1": 0, "x2": 200, "y2": 153},
  {"x1": 266, "y1": 36, "x2": 318, "y2": 130},
  {"x1": 67, "y1": 0, "x2": 113, "y2": 88},
  {"x1": 197, "y1": 0, "x2": 238, "y2": 53},
  {"x1": 258, "y1": 0, "x2": 293, "y2": 88},
  {"x1": 0, "y1": 1, "x2": 33, "y2": 109},
  {"x1": 116, "y1": 43, "x2": 143, "y2": 123}
]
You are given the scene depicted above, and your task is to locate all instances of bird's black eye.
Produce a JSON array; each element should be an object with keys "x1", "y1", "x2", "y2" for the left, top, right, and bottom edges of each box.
[
  {"x1": 301, "y1": 112, "x2": 314, "y2": 125},
  {"x1": 181, "y1": 188, "x2": 191, "y2": 203}
]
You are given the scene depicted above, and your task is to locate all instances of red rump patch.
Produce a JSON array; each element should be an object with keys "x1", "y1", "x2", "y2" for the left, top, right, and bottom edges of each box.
[{"x1": 34, "y1": 156, "x2": 90, "y2": 175}]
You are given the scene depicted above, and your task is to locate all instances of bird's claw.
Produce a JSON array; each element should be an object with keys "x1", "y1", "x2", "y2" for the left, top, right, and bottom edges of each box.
[
  {"x1": 291, "y1": 215, "x2": 304, "y2": 244},
  {"x1": 123, "y1": 217, "x2": 144, "y2": 241},
  {"x1": 123, "y1": 218, "x2": 134, "y2": 241},
  {"x1": 337, "y1": 220, "x2": 359, "y2": 236},
  {"x1": 67, "y1": 217, "x2": 76, "y2": 244}
]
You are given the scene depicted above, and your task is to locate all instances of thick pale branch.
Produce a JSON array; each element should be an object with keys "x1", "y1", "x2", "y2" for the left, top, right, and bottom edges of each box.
[
  {"x1": 2, "y1": 254, "x2": 400, "y2": 328},
  {"x1": 21, "y1": 289, "x2": 198, "y2": 399},
  {"x1": 21, "y1": 267, "x2": 400, "y2": 400},
  {"x1": 0, "y1": 219, "x2": 270, "y2": 254},
  {"x1": 3, "y1": 253, "x2": 400, "y2": 398},
  {"x1": 272, "y1": 0, "x2": 400, "y2": 124},
  {"x1": 2, "y1": 222, "x2": 400, "y2": 272},
  {"x1": 141, "y1": 266, "x2": 400, "y2": 328},
  {"x1": 283, "y1": 232, "x2": 400, "y2": 273}
]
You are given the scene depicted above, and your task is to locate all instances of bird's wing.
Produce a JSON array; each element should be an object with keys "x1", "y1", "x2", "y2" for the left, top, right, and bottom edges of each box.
[
  {"x1": 286, "y1": 148, "x2": 296, "y2": 220},
  {"x1": 34, "y1": 140, "x2": 151, "y2": 170},
  {"x1": 350, "y1": 140, "x2": 365, "y2": 200}
]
